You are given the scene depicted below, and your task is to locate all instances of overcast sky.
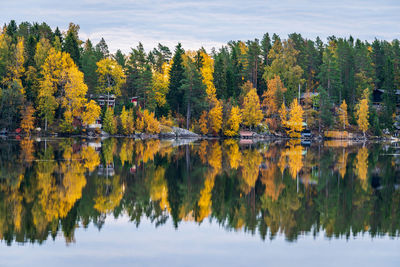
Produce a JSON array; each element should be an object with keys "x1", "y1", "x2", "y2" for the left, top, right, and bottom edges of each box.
[{"x1": 2, "y1": 0, "x2": 400, "y2": 53}]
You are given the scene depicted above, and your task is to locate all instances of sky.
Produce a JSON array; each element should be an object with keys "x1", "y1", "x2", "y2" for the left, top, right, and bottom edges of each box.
[
  {"x1": 1, "y1": 215, "x2": 400, "y2": 266},
  {"x1": 2, "y1": 0, "x2": 400, "y2": 53}
]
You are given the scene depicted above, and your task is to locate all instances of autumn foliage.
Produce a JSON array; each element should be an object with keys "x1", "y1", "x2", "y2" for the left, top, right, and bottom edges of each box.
[
  {"x1": 356, "y1": 89, "x2": 370, "y2": 137},
  {"x1": 242, "y1": 86, "x2": 263, "y2": 128},
  {"x1": 20, "y1": 104, "x2": 35, "y2": 134}
]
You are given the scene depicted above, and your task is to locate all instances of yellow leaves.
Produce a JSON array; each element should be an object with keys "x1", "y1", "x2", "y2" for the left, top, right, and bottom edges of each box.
[
  {"x1": 134, "y1": 140, "x2": 160, "y2": 164},
  {"x1": 81, "y1": 146, "x2": 100, "y2": 172},
  {"x1": 38, "y1": 47, "x2": 90, "y2": 130},
  {"x1": 143, "y1": 109, "x2": 160, "y2": 134},
  {"x1": 197, "y1": 141, "x2": 221, "y2": 222},
  {"x1": 135, "y1": 113, "x2": 145, "y2": 132},
  {"x1": 96, "y1": 58, "x2": 126, "y2": 96},
  {"x1": 208, "y1": 99, "x2": 223, "y2": 135},
  {"x1": 356, "y1": 89, "x2": 369, "y2": 135},
  {"x1": 224, "y1": 106, "x2": 242, "y2": 136},
  {"x1": 286, "y1": 98, "x2": 304, "y2": 138},
  {"x1": 20, "y1": 138, "x2": 35, "y2": 163},
  {"x1": 199, "y1": 111, "x2": 208, "y2": 135},
  {"x1": 240, "y1": 149, "x2": 262, "y2": 194},
  {"x1": 36, "y1": 147, "x2": 87, "y2": 223},
  {"x1": 62, "y1": 65, "x2": 88, "y2": 117},
  {"x1": 119, "y1": 106, "x2": 135, "y2": 135},
  {"x1": 260, "y1": 164, "x2": 285, "y2": 201},
  {"x1": 197, "y1": 175, "x2": 215, "y2": 222},
  {"x1": 224, "y1": 139, "x2": 241, "y2": 169},
  {"x1": 34, "y1": 38, "x2": 52, "y2": 68},
  {"x1": 119, "y1": 139, "x2": 134, "y2": 166},
  {"x1": 160, "y1": 114, "x2": 174, "y2": 127},
  {"x1": 60, "y1": 109, "x2": 74, "y2": 132},
  {"x1": 338, "y1": 100, "x2": 349, "y2": 130},
  {"x1": 82, "y1": 100, "x2": 101, "y2": 125},
  {"x1": 135, "y1": 109, "x2": 160, "y2": 134},
  {"x1": 149, "y1": 166, "x2": 169, "y2": 211},
  {"x1": 279, "y1": 102, "x2": 288, "y2": 127},
  {"x1": 337, "y1": 149, "x2": 348, "y2": 179},
  {"x1": 200, "y1": 51, "x2": 217, "y2": 101},
  {"x1": 262, "y1": 75, "x2": 286, "y2": 116},
  {"x1": 354, "y1": 147, "x2": 369, "y2": 190},
  {"x1": 20, "y1": 104, "x2": 35, "y2": 134},
  {"x1": 198, "y1": 140, "x2": 208, "y2": 164},
  {"x1": 152, "y1": 62, "x2": 170, "y2": 107},
  {"x1": 40, "y1": 48, "x2": 68, "y2": 91},
  {"x1": 94, "y1": 175, "x2": 124, "y2": 214},
  {"x1": 286, "y1": 144, "x2": 304, "y2": 179},
  {"x1": 103, "y1": 107, "x2": 117, "y2": 134},
  {"x1": 3, "y1": 37, "x2": 25, "y2": 94},
  {"x1": 208, "y1": 142, "x2": 222, "y2": 172},
  {"x1": 242, "y1": 86, "x2": 263, "y2": 128},
  {"x1": 279, "y1": 141, "x2": 304, "y2": 179}
]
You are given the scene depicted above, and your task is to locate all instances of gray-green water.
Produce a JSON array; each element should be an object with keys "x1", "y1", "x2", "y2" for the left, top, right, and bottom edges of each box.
[{"x1": 0, "y1": 138, "x2": 399, "y2": 266}]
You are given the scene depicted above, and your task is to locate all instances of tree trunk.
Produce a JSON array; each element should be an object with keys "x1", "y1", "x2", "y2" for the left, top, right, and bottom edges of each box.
[{"x1": 186, "y1": 100, "x2": 191, "y2": 130}]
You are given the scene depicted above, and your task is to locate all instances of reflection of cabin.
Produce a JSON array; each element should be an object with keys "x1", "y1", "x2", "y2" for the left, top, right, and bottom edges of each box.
[
  {"x1": 98, "y1": 163, "x2": 115, "y2": 177},
  {"x1": 129, "y1": 165, "x2": 137, "y2": 174},
  {"x1": 88, "y1": 142, "x2": 102, "y2": 152}
]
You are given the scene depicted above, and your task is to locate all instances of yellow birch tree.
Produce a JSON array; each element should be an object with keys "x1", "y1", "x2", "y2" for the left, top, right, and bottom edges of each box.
[
  {"x1": 356, "y1": 89, "x2": 369, "y2": 137},
  {"x1": 242, "y1": 87, "x2": 263, "y2": 128},
  {"x1": 286, "y1": 98, "x2": 304, "y2": 138},
  {"x1": 224, "y1": 106, "x2": 242, "y2": 136},
  {"x1": 338, "y1": 100, "x2": 349, "y2": 130}
]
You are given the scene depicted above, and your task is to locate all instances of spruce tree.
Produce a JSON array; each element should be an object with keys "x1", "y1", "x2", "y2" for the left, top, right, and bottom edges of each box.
[
  {"x1": 167, "y1": 43, "x2": 185, "y2": 113},
  {"x1": 63, "y1": 31, "x2": 80, "y2": 66},
  {"x1": 80, "y1": 39, "x2": 98, "y2": 94},
  {"x1": 179, "y1": 58, "x2": 206, "y2": 129}
]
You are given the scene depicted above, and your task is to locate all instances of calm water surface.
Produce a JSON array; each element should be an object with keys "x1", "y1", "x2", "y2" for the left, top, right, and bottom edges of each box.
[{"x1": 0, "y1": 138, "x2": 399, "y2": 266}]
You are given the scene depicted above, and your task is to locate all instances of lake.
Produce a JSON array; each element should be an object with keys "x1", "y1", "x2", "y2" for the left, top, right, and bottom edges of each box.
[{"x1": 0, "y1": 138, "x2": 399, "y2": 266}]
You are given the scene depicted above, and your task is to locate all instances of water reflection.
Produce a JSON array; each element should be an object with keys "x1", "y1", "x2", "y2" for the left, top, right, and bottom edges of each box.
[{"x1": 0, "y1": 138, "x2": 399, "y2": 245}]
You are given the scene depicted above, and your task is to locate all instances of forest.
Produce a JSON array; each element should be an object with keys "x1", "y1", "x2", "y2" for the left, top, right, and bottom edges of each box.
[{"x1": 1, "y1": 20, "x2": 400, "y2": 137}]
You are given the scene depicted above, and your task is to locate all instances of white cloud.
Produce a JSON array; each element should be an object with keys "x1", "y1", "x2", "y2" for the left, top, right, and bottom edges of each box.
[{"x1": 2, "y1": 0, "x2": 400, "y2": 53}]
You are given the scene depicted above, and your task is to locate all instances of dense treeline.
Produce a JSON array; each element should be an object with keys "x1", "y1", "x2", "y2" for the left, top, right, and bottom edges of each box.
[
  {"x1": 0, "y1": 138, "x2": 399, "y2": 244},
  {"x1": 1, "y1": 20, "x2": 400, "y2": 136}
]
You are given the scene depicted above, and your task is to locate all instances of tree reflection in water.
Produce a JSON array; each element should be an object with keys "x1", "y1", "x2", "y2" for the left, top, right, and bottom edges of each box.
[{"x1": 0, "y1": 138, "x2": 399, "y2": 245}]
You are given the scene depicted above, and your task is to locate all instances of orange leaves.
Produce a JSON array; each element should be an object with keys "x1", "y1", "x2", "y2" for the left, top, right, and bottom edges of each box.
[
  {"x1": 262, "y1": 75, "x2": 286, "y2": 116},
  {"x1": 20, "y1": 104, "x2": 35, "y2": 135},
  {"x1": 199, "y1": 111, "x2": 208, "y2": 135}
]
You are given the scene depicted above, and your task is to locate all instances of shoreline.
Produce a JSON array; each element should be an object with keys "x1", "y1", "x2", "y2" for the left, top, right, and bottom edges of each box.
[{"x1": 2, "y1": 132, "x2": 399, "y2": 143}]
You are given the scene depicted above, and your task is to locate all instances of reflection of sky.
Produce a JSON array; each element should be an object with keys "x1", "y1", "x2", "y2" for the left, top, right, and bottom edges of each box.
[
  {"x1": 1, "y1": 215, "x2": 399, "y2": 266},
  {"x1": 2, "y1": 0, "x2": 400, "y2": 53}
]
